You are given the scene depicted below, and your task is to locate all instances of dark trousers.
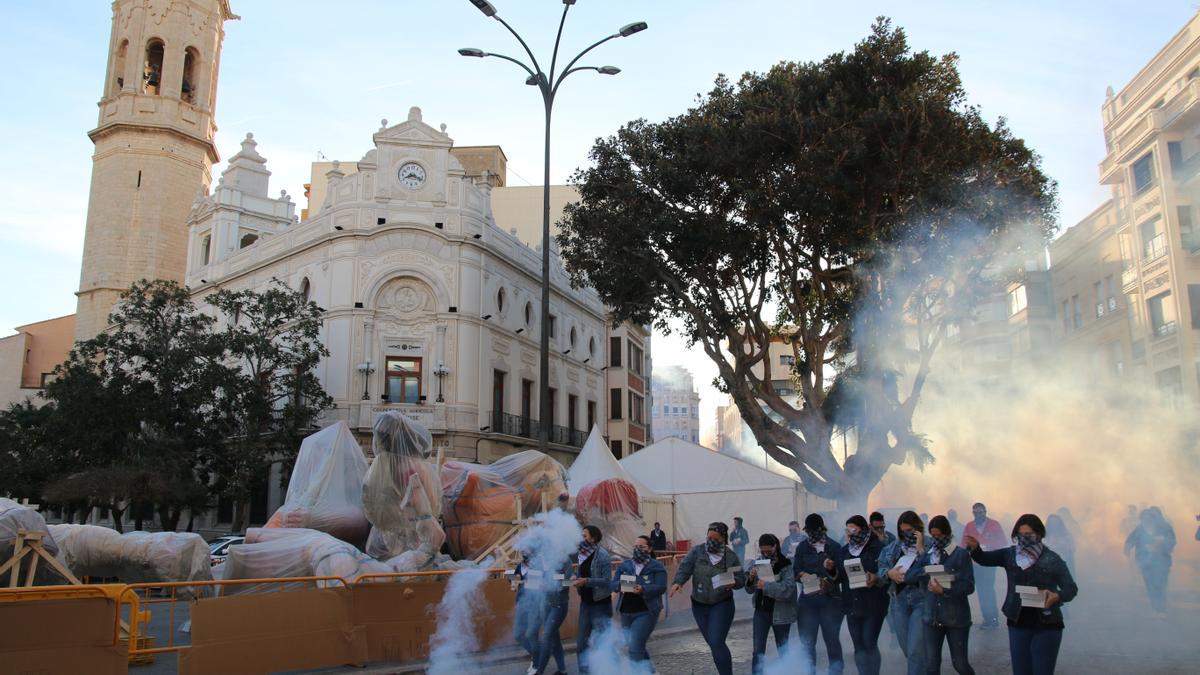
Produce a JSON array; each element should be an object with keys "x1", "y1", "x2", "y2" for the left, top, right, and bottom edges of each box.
[
  {"x1": 797, "y1": 595, "x2": 845, "y2": 675},
  {"x1": 620, "y1": 610, "x2": 658, "y2": 665},
  {"x1": 924, "y1": 624, "x2": 975, "y2": 674},
  {"x1": 846, "y1": 613, "x2": 886, "y2": 675},
  {"x1": 751, "y1": 608, "x2": 791, "y2": 675},
  {"x1": 1007, "y1": 625, "x2": 1063, "y2": 675},
  {"x1": 513, "y1": 596, "x2": 539, "y2": 659},
  {"x1": 576, "y1": 600, "x2": 612, "y2": 673},
  {"x1": 1140, "y1": 560, "x2": 1170, "y2": 613},
  {"x1": 974, "y1": 564, "x2": 999, "y2": 624},
  {"x1": 692, "y1": 598, "x2": 736, "y2": 675},
  {"x1": 533, "y1": 602, "x2": 567, "y2": 674}
]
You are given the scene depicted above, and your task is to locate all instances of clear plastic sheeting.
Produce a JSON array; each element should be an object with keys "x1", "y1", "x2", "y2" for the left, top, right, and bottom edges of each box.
[
  {"x1": 361, "y1": 411, "x2": 445, "y2": 561},
  {"x1": 487, "y1": 450, "x2": 568, "y2": 517},
  {"x1": 0, "y1": 498, "x2": 66, "y2": 585},
  {"x1": 265, "y1": 421, "x2": 370, "y2": 547},
  {"x1": 223, "y1": 527, "x2": 391, "y2": 593},
  {"x1": 574, "y1": 478, "x2": 645, "y2": 558},
  {"x1": 440, "y1": 461, "x2": 519, "y2": 560},
  {"x1": 47, "y1": 524, "x2": 212, "y2": 596}
]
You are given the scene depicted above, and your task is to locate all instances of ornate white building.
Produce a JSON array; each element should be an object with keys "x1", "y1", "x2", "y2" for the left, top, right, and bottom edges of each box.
[{"x1": 185, "y1": 108, "x2": 608, "y2": 466}]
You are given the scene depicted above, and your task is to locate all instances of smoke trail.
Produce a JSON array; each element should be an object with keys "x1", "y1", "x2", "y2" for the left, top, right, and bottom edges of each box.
[
  {"x1": 426, "y1": 557, "x2": 493, "y2": 675},
  {"x1": 513, "y1": 509, "x2": 582, "y2": 566},
  {"x1": 580, "y1": 621, "x2": 654, "y2": 675}
]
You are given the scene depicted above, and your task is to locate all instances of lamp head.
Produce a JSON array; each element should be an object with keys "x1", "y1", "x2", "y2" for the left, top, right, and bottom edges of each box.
[
  {"x1": 468, "y1": 0, "x2": 497, "y2": 17},
  {"x1": 618, "y1": 21, "x2": 648, "y2": 37},
  {"x1": 458, "y1": 48, "x2": 487, "y2": 58},
  {"x1": 597, "y1": 66, "x2": 621, "y2": 75},
  {"x1": 525, "y1": 74, "x2": 539, "y2": 86}
]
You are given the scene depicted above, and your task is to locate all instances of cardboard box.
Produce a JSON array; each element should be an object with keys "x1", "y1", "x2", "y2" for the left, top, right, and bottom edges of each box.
[
  {"x1": 925, "y1": 564, "x2": 955, "y2": 589},
  {"x1": 620, "y1": 574, "x2": 637, "y2": 593},
  {"x1": 1016, "y1": 585, "x2": 1047, "y2": 608}
]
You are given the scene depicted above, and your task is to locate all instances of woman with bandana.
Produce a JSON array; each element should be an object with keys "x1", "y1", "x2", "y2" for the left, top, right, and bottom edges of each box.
[
  {"x1": 879, "y1": 510, "x2": 927, "y2": 675},
  {"x1": 610, "y1": 535, "x2": 668, "y2": 668},
  {"x1": 838, "y1": 515, "x2": 888, "y2": 675},
  {"x1": 1123, "y1": 506, "x2": 1175, "y2": 616},
  {"x1": 910, "y1": 515, "x2": 976, "y2": 675},
  {"x1": 670, "y1": 521, "x2": 746, "y2": 675},
  {"x1": 746, "y1": 533, "x2": 797, "y2": 675},
  {"x1": 794, "y1": 513, "x2": 845, "y2": 675},
  {"x1": 530, "y1": 551, "x2": 573, "y2": 675},
  {"x1": 964, "y1": 514, "x2": 1078, "y2": 675},
  {"x1": 570, "y1": 524, "x2": 612, "y2": 674}
]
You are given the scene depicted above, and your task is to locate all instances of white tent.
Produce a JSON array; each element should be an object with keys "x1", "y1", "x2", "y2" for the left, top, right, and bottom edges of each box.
[
  {"x1": 620, "y1": 437, "x2": 815, "y2": 549},
  {"x1": 568, "y1": 426, "x2": 690, "y2": 543}
]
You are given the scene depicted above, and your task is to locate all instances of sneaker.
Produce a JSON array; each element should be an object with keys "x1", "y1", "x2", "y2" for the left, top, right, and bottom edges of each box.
[{"x1": 525, "y1": 665, "x2": 537, "y2": 675}]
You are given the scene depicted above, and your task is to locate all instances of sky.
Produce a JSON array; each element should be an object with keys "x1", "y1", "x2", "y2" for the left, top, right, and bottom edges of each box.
[{"x1": 0, "y1": 0, "x2": 1195, "y2": 445}]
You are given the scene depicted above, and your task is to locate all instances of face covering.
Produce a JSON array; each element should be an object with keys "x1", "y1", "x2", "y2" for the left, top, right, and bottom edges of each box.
[
  {"x1": 846, "y1": 528, "x2": 871, "y2": 547},
  {"x1": 806, "y1": 529, "x2": 827, "y2": 545},
  {"x1": 1016, "y1": 533, "x2": 1043, "y2": 561},
  {"x1": 632, "y1": 547, "x2": 650, "y2": 564},
  {"x1": 899, "y1": 529, "x2": 919, "y2": 548},
  {"x1": 579, "y1": 540, "x2": 596, "y2": 559},
  {"x1": 931, "y1": 533, "x2": 953, "y2": 555},
  {"x1": 705, "y1": 538, "x2": 724, "y2": 555}
]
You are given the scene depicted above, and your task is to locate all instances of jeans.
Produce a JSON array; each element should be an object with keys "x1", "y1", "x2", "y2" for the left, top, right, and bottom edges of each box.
[
  {"x1": 974, "y1": 564, "x2": 999, "y2": 625},
  {"x1": 576, "y1": 600, "x2": 612, "y2": 673},
  {"x1": 796, "y1": 595, "x2": 844, "y2": 675},
  {"x1": 1140, "y1": 558, "x2": 1170, "y2": 613},
  {"x1": 620, "y1": 610, "x2": 658, "y2": 665},
  {"x1": 845, "y1": 613, "x2": 886, "y2": 675},
  {"x1": 924, "y1": 624, "x2": 974, "y2": 674},
  {"x1": 1007, "y1": 625, "x2": 1063, "y2": 675},
  {"x1": 891, "y1": 589, "x2": 926, "y2": 675},
  {"x1": 534, "y1": 602, "x2": 567, "y2": 674},
  {"x1": 692, "y1": 598, "x2": 736, "y2": 675},
  {"x1": 752, "y1": 608, "x2": 791, "y2": 675},
  {"x1": 514, "y1": 596, "x2": 540, "y2": 660}
]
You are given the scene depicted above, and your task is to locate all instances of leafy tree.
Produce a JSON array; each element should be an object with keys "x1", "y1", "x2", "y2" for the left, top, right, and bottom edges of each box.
[
  {"x1": 0, "y1": 401, "x2": 56, "y2": 501},
  {"x1": 208, "y1": 279, "x2": 332, "y2": 532},
  {"x1": 558, "y1": 20, "x2": 1056, "y2": 508}
]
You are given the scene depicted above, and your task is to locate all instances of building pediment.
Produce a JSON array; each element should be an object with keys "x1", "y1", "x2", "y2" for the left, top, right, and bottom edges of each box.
[{"x1": 372, "y1": 107, "x2": 451, "y2": 149}]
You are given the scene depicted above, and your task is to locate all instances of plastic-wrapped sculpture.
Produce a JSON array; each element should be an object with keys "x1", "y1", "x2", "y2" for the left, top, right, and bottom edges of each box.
[
  {"x1": 264, "y1": 421, "x2": 370, "y2": 548},
  {"x1": 361, "y1": 411, "x2": 445, "y2": 562},
  {"x1": 574, "y1": 478, "x2": 644, "y2": 557},
  {"x1": 487, "y1": 450, "x2": 569, "y2": 517},
  {"x1": 220, "y1": 527, "x2": 391, "y2": 592},
  {"x1": 47, "y1": 524, "x2": 212, "y2": 596},
  {"x1": 441, "y1": 461, "x2": 519, "y2": 559},
  {"x1": 0, "y1": 498, "x2": 68, "y2": 585}
]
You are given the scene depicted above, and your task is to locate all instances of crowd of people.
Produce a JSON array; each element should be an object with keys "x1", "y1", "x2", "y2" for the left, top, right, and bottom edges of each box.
[{"x1": 509, "y1": 502, "x2": 1187, "y2": 675}]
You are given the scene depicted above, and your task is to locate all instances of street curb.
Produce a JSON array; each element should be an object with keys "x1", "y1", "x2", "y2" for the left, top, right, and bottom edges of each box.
[{"x1": 350, "y1": 614, "x2": 754, "y2": 674}]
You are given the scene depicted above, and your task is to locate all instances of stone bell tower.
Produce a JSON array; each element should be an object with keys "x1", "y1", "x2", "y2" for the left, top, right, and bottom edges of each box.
[{"x1": 74, "y1": 0, "x2": 239, "y2": 340}]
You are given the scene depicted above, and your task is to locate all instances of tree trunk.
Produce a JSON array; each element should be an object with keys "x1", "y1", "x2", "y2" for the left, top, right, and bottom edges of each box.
[
  {"x1": 157, "y1": 504, "x2": 183, "y2": 532},
  {"x1": 110, "y1": 501, "x2": 125, "y2": 533},
  {"x1": 185, "y1": 510, "x2": 196, "y2": 532},
  {"x1": 231, "y1": 500, "x2": 249, "y2": 534}
]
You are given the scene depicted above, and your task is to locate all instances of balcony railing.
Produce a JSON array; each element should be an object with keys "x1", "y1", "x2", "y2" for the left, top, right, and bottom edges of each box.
[
  {"x1": 489, "y1": 411, "x2": 585, "y2": 448},
  {"x1": 1153, "y1": 321, "x2": 1177, "y2": 339},
  {"x1": 1121, "y1": 265, "x2": 1138, "y2": 290},
  {"x1": 1143, "y1": 233, "x2": 1168, "y2": 263}
]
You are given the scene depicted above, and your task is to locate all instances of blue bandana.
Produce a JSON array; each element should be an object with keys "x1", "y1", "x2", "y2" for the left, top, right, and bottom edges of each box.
[{"x1": 632, "y1": 547, "x2": 651, "y2": 564}]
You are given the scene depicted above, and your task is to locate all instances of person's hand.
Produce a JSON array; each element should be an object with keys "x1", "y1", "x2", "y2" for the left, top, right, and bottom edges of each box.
[
  {"x1": 866, "y1": 572, "x2": 879, "y2": 588},
  {"x1": 823, "y1": 558, "x2": 834, "y2": 571},
  {"x1": 634, "y1": 584, "x2": 644, "y2": 595},
  {"x1": 1045, "y1": 590, "x2": 1061, "y2": 608},
  {"x1": 887, "y1": 568, "x2": 906, "y2": 584},
  {"x1": 962, "y1": 535, "x2": 979, "y2": 551},
  {"x1": 928, "y1": 578, "x2": 944, "y2": 595},
  {"x1": 756, "y1": 578, "x2": 765, "y2": 590},
  {"x1": 572, "y1": 578, "x2": 586, "y2": 588},
  {"x1": 748, "y1": 566, "x2": 758, "y2": 579},
  {"x1": 915, "y1": 531, "x2": 925, "y2": 553},
  {"x1": 669, "y1": 583, "x2": 682, "y2": 597}
]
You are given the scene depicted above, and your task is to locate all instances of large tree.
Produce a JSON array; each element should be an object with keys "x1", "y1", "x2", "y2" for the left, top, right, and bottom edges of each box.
[{"x1": 558, "y1": 20, "x2": 1057, "y2": 508}]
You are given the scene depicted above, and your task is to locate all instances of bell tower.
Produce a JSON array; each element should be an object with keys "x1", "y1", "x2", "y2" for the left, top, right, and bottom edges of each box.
[{"x1": 75, "y1": 0, "x2": 239, "y2": 340}]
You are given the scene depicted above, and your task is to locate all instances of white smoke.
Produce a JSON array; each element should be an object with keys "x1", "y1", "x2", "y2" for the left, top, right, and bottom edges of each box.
[
  {"x1": 580, "y1": 621, "x2": 654, "y2": 675},
  {"x1": 426, "y1": 556, "x2": 494, "y2": 675},
  {"x1": 513, "y1": 509, "x2": 583, "y2": 566},
  {"x1": 762, "y1": 639, "x2": 812, "y2": 675}
]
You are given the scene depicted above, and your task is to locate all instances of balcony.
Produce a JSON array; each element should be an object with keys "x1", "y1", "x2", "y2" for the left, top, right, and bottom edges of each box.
[
  {"x1": 1143, "y1": 233, "x2": 1168, "y2": 264},
  {"x1": 488, "y1": 411, "x2": 586, "y2": 448},
  {"x1": 1153, "y1": 321, "x2": 1177, "y2": 339},
  {"x1": 1121, "y1": 265, "x2": 1138, "y2": 292}
]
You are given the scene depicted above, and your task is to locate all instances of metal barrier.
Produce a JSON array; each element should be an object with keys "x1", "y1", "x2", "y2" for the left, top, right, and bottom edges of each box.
[{"x1": 0, "y1": 583, "x2": 133, "y2": 648}]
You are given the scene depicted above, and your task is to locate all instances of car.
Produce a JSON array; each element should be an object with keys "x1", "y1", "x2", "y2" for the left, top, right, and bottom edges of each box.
[{"x1": 208, "y1": 535, "x2": 245, "y2": 565}]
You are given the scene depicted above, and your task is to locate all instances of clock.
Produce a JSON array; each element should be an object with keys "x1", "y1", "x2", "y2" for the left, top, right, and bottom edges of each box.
[{"x1": 397, "y1": 162, "x2": 426, "y2": 189}]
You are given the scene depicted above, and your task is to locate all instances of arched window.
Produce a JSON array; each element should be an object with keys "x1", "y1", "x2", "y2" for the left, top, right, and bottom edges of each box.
[
  {"x1": 239, "y1": 233, "x2": 258, "y2": 249},
  {"x1": 299, "y1": 277, "x2": 311, "y2": 302},
  {"x1": 112, "y1": 40, "x2": 128, "y2": 96},
  {"x1": 569, "y1": 326, "x2": 577, "y2": 348},
  {"x1": 497, "y1": 287, "x2": 506, "y2": 314},
  {"x1": 524, "y1": 301, "x2": 533, "y2": 327},
  {"x1": 143, "y1": 39, "x2": 165, "y2": 95},
  {"x1": 588, "y1": 336, "x2": 596, "y2": 358},
  {"x1": 200, "y1": 235, "x2": 211, "y2": 265},
  {"x1": 181, "y1": 47, "x2": 199, "y2": 104}
]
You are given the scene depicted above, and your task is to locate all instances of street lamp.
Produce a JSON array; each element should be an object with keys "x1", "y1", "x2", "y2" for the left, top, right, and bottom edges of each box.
[
  {"x1": 356, "y1": 361, "x2": 375, "y2": 401},
  {"x1": 460, "y1": 0, "x2": 645, "y2": 453},
  {"x1": 433, "y1": 361, "x2": 450, "y2": 403}
]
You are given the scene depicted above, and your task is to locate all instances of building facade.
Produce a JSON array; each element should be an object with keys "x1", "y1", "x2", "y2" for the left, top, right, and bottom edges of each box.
[
  {"x1": 651, "y1": 365, "x2": 700, "y2": 444},
  {"x1": 186, "y1": 108, "x2": 607, "y2": 467},
  {"x1": 75, "y1": 0, "x2": 237, "y2": 342}
]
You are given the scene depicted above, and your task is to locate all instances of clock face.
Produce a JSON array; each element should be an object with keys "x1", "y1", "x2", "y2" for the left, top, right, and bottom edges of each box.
[{"x1": 398, "y1": 162, "x2": 426, "y2": 189}]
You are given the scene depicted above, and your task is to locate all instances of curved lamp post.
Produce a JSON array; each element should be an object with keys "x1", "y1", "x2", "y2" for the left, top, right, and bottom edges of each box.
[{"x1": 460, "y1": 0, "x2": 646, "y2": 453}]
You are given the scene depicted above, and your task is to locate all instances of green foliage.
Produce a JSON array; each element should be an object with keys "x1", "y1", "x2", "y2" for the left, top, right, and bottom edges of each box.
[{"x1": 559, "y1": 19, "x2": 1057, "y2": 502}]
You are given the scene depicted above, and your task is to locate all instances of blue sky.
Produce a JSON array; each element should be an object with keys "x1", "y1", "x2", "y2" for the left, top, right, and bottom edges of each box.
[{"x1": 0, "y1": 1, "x2": 1194, "y2": 440}]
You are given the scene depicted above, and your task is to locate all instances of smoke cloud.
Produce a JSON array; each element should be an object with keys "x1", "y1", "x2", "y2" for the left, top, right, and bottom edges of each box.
[{"x1": 426, "y1": 557, "x2": 493, "y2": 675}]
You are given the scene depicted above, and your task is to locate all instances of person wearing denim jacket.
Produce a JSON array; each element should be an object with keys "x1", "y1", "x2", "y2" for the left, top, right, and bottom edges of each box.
[
  {"x1": 571, "y1": 525, "x2": 613, "y2": 674},
  {"x1": 670, "y1": 521, "x2": 745, "y2": 675},
  {"x1": 531, "y1": 555, "x2": 573, "y2": 675},
  {"x1": 745, "y1": 533, "x2": 798, "y2": 675},
  {"x1": 909, "y1": 515, "x2": 976, "y2": 675},
  {"x1": 838, "y1": 515, "x2": 889, "y2": 675},
  {"x1": 965, "y1": 513, "x2": 1078, "y2": 675},
  {"x1": 879, "y1": 511, "x2": 927, "y2": 675},
  {"x1": 795, "y1": 513, "x2": 846, "y2": 675},
  {"x1": 610, "y1": 535, "x2": 668, "y2": 668}
]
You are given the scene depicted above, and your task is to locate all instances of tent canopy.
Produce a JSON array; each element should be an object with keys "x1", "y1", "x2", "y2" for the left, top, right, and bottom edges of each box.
[
  {"x1": 567, "y1": 425, "x2": 661, "y2": 499},
  {"x1": 620, "y1": 437, "x2": 812, "y2": 549}
]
